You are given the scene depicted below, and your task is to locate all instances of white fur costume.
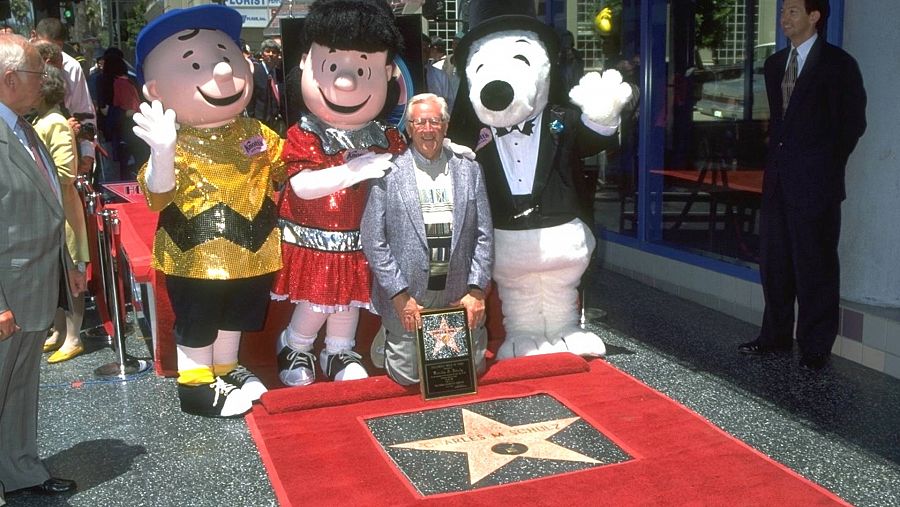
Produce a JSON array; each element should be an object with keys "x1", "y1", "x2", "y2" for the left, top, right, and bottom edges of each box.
[
  {"x1": 493, "y1": 219, "x2": 598, "y2": 358},
  {"x1": 450, "y1": 2, "x2": 631, "y2": 360}
]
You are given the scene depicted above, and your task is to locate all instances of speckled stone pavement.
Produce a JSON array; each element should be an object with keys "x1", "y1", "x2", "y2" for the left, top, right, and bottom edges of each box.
[{"x1": 9, "y1": 266, "x2": 900, "y2": 506}]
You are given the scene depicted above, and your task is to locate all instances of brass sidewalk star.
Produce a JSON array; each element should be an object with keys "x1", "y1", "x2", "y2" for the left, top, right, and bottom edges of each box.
[{"x1": 390, "y1": 408, "x2": 599, "y2": 484}]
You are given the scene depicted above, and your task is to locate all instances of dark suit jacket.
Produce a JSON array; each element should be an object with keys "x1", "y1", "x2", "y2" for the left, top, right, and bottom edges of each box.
[
  {"x1": 0, "y1": 120, "x2": 71, "y2": 331},
  {"x1": 248, "y1": 60, "x2": 284, "y2": 131},
  {"x1": 763, "y1": 36, "x2": 867, "y2": 215},
  {"x1": 451, "y1": 104, "x2": 613, "y2": 230},
  {"x1": 361, "y1": 148, "x2": 493, "y2": 320}
]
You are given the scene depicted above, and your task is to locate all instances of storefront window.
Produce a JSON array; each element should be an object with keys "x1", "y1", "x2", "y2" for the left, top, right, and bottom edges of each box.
[
  {"x1": 581, "y1": 0, "x2": 642, "y2": 238},
  {"x1": 649, "y1": 0, "x2": 776, "y2": 264}
]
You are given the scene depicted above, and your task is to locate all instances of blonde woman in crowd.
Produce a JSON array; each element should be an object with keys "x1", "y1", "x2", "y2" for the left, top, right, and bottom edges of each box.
[{"x1": 34, "y1": 66, "x2": 90, "y2": 363}]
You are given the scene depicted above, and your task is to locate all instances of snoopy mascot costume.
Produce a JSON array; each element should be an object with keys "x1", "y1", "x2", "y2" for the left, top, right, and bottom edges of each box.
[{"x1": 448, "y1": 0, "x2": 632, "y2": 359}]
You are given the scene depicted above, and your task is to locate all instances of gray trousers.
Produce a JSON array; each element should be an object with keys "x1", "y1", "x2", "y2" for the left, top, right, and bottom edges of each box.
[
  {"x1": 382, "y1": 289, "x2": 487, "y2": 386},
  {"x1": 0, "y1": 329, "x2": 51, "y2": 494}
]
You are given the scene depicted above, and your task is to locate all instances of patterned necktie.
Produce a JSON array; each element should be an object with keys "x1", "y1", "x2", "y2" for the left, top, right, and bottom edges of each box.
[
  {"x1": 17, "y1": 117, "x2": 58, "y2": 196},
  {"x1": 781, "y1": 48, "x2": 799, "y2": 115}
]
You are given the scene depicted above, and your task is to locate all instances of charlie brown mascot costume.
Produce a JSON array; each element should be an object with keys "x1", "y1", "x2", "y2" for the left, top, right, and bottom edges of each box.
[
  {"x1": 132, "y1": 5, "x2": 284, "y2": 418},
  {"x1": 271, "y1": 0, "x2": 406, "y2": 386}
]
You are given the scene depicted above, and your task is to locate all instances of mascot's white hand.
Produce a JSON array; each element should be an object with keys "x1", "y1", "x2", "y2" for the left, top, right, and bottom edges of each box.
[
  {"x1": 289, "y1": 152, "x2": 395, "y2": 200},
  {"x1": 346, "y1": 152, "x2": 394, "y2": 181},
  {"x1": 132, "y1": 100, "x2": 177, "y2": 154},
  {"x1": 443, "y1": 138, "x2": 476, "y2": 160},
  {"x1": 569, "y1": 69, "x2": 633, "y2": 128},
  {"x1": 132, "y1": 100, "x2": 177, "y2": 193}
]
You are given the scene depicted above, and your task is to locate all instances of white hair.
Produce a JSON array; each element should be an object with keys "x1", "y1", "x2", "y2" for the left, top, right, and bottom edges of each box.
[
  {"x1": 407, "y1": 92, "x2": 449, "y2": 121},
  {"x1": 0, "y1": 34, "x2": 29, "y2": 73}
]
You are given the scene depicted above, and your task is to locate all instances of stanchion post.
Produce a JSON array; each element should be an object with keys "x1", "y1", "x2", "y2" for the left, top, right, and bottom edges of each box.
[
  {"x1": 580, "y1": 286, "x2": 607, "y2": 327},
  {"x1": 94, "y1": 209, "x2": 152, "y2": 379},
  {"x1": 84, "y1": 191, "x2": 113, "y2": 343},
  {"x1": 75, "y1": 176, "x2": 98, "y2": 314}
]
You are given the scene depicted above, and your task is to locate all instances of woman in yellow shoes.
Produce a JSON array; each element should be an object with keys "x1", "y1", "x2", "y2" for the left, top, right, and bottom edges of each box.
[{"x1": 32, "y1": 59, "x2": 89, "y2": 364}]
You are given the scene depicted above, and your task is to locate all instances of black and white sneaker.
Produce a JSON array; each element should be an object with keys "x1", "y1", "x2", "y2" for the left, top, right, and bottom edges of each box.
[
  {"x1": 221, "y1": 365, "x2": 268, "y2": 402},
  {"x1": 320, "y1": 349, "x2": 368, "y2": 381},
  {"x1": 277, "y1": 330, "x2": 316, "y2": 386},
  {"x1": 177, "y1": 378, "x2": 252, "y2": 418}
]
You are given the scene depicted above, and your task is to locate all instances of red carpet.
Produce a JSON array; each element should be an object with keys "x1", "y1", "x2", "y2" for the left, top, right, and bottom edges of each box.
[{"x1": 246, "y1": 353, "x2": 848, "y2": 506}]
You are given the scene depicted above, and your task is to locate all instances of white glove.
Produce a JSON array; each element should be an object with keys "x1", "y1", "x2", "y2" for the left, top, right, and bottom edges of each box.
[
  {"x1": 132, "y1": 100, "x2": 177, "y2": 193},
  {"x1": 569, "y1": 69, "x2": 633, "y2": 128},
  {"x1": 289, "y1": 152, "x2": 395, "y2": 200},
  {"x1": 443, "y1": 137, "x2": 476, "y2": 160}
]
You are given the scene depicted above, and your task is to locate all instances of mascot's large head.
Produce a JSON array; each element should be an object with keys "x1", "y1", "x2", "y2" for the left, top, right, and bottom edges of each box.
[
  {"x1": 453, "y1": 0, "x2": 559, "y2": 128},
  {"x1": 135, "y1": 4, "x2": 251, "y2": 128},
  {"x1": 297, "y1": 0, "x2": 403, "y2": 130}
]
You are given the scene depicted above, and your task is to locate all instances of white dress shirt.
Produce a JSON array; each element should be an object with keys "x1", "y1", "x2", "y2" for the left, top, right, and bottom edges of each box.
[
  {"x1": 494, "y1": 112, "x2": 543, "y2": 195},
  {"x1": 788, "y1": 32, "x2": 818, "y2": 76},
  {"x1": 61, "y1": 51, "x2": 96, "y2": 159}
]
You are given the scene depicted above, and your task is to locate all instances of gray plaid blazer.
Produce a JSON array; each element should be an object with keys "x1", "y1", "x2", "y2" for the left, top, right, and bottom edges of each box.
[
  {"x1": 0, "y1": 118, "x2": 70, "y2": 331},
  {"x1": 361, "y1": 148, "x2": 493, "y2": 319}
]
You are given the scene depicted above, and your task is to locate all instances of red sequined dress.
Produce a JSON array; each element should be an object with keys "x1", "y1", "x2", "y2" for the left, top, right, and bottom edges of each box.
[{"x1": 271, "y1": 116, "x2": 406, "y2": 311}]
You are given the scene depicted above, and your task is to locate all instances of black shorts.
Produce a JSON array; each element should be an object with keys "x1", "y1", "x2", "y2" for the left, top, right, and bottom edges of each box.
[{"x1": 165, "y1": 274, "x2": 275, "y2": 348}]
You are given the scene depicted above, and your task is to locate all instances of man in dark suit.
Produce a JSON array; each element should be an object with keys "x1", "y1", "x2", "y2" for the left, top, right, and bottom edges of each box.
[
  {"x1": 738, "y1": 0, "x2": 867, "y2": 370},
  {"x1": 0, "y1": 34, "x2": 84, "y2": 500},
  {"x1": 247, "y1": 39, "x2": 285, "y2": 134}
]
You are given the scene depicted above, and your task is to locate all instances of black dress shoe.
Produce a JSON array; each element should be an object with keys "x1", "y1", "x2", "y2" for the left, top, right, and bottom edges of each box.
[
  {"x1": 737, "y1": 339, "x2": 792, "y2": 356},
  {"x1": 8, "y1": 477, "x2": 76, "y2": 495},
  {"x1": 800, "y1": 355, "x2": 829, "y2": 371}
]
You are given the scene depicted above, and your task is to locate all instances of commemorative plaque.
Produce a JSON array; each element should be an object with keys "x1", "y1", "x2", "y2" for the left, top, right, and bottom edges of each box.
[{"x1": 416, "y1": 307, "x2": 477, "y2": 400}]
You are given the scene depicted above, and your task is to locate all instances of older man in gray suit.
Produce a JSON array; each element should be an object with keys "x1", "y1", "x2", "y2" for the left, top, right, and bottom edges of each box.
[
  {"x1": 362, "y1": 93, "x2": 493, "y2": 385},
  {"x1": 0, "y1": 35, "x2": 83, "y2": 500}
]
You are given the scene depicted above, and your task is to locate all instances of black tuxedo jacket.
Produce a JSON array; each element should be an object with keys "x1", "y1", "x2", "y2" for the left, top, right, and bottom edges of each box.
[
  {"x1": 763, "y1": 36, "x2": 867, "y2": 215},
  {"x1": 455, "y1": 105, "x2": 612, "y2": 230}
]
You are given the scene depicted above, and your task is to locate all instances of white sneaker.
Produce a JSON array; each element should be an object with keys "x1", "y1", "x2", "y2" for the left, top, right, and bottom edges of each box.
[
  {"x1": 221, "y1": 365, "x2": 268, "y2": 402},
  {"x1": 320, "y1": 349, "x2": 368, "y2": 381},
  {"x1": 177, "y1": 378, "x2": 252, "y2": 418},
  {"x1": 370, "y1": 327, "x2": 386, "y2": 369}
]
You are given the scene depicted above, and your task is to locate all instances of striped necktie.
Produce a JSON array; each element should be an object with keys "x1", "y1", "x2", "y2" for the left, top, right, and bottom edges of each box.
[{"x1": 781, "y1": 48, "x2": 799, "y2": 115}]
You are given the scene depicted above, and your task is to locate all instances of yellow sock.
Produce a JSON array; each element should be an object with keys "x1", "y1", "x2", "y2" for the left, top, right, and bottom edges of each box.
[
  {"x1": 213, "y1": 362, "x2": 239, "y2": 377},
  {"x1": 177, "y1": 367, "x2": 215, "y2": 386}
]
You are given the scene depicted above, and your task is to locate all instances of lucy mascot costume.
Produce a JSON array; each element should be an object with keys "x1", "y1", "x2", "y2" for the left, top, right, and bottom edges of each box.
[
  {"x1": 448, "y1": 0, "x2": 633, "y2": 359},
  {"x1": 270, "y1": 0, "x2": 406, "y2": 386},
  {"x1": 132, "y1": 5, "x2": 284, "y2": 418}
]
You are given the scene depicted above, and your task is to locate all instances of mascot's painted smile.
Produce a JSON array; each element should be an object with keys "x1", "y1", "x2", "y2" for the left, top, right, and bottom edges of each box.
[
  {"x1": 319, "y1": 89, "x2": 370, "y2": 114},
  {"x1": 198, "y1": 86, "x2": 245, "y2": 106}
]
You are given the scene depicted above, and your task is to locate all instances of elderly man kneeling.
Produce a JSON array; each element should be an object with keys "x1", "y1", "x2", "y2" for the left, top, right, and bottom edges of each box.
[{"x1": 361, "y1": 93, "x2": 493, "y2": 385}]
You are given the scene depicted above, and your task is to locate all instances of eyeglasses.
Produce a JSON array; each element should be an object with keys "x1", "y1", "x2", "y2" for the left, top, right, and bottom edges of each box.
[
  {"x1": 16, "y1": 68, "x2": 48, "y2": 79},
  {"x1": 408, "y1": 117, "x2": 446, "y2": 127}
]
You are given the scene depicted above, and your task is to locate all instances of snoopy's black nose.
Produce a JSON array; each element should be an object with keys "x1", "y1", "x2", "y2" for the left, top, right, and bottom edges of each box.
[{"x1": 480, "y1": 80, "x2": 514, "y2": 111}]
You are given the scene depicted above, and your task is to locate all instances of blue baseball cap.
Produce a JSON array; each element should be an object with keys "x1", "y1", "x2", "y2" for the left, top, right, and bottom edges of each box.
[{"x1": 135, "y1": 4, "x2": 242, "y2": 84}]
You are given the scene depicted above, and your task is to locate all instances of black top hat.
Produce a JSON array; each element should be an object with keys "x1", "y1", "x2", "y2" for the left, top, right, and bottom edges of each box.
[{"x1": 454, "y1": 0, "x2": 559, "y2": 78}]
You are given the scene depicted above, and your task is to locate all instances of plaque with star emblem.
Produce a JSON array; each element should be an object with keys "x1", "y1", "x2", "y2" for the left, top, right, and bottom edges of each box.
[
  {"x1": 365, "y1": 394, "x2": 632, "y2": 495},
  {"x1": 416, "y1": 307, "x2": 476, "y2": 400}
]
